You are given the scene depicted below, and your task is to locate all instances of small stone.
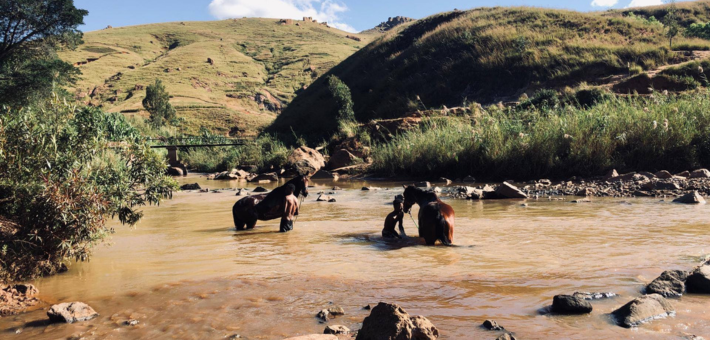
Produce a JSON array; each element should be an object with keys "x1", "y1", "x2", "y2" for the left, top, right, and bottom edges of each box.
[
  {"x1": 646, "y1": 270, "x2": 688, "y2": 298},
  {"x1": 316, "y1": 309, "x2": 332, "y2": 322},
  {"x1": 124, "y1": 319, "x2": 139, "y2": 326},
  {"x1": 324, "y1": 325, "x2": 350, "y2": 335},
  {"x1": 253, "y1": 187, "x2": 269, "y2": 193},
  {"x1": 326, "y1": 306, "x2": 345, "y2": 316},
  {"x1": 482, "y1": 319, "x2": 504, "y2": 331}
]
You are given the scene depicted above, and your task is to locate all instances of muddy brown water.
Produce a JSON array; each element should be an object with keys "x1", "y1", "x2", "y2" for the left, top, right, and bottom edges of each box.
[{"x1": 2, "y1": 176, "x2": 710, "y2": 339}]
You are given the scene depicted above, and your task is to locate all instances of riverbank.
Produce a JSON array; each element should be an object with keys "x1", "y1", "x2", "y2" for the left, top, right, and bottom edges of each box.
[{"x1": 1, "y1": 178, "x2": 709, "y2": 339}]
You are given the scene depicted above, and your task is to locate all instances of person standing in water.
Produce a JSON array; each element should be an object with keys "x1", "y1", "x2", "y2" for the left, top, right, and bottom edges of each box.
[
  {"x1": 382, "y1": 196, "x2": 406, "y2": 239},
  {"x1": 281, "y1": 184, "x2": 300, "y2": 232}
]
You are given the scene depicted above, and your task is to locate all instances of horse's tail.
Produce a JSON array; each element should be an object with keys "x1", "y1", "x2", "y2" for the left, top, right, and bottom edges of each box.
[{"x1": 435, "y1": 202, "x2": 455, "y2": 246}]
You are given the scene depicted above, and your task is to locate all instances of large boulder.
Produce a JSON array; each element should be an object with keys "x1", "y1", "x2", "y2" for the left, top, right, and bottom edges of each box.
[
  {"x1": 286, "y1": 146, "x2": 326, "y2": 176},
  {"x1": 47, "y1": 302, "x2": 99, "y2": 323},
  {"x1": 180, "y1": 183, "x2": 201, "y2": 191},
  {"x1": 328, "y1": 149, "x2": 358, "y2": 170},
  {"x1": 686, "y1": 264, "x2": 710, "y2": 294},
  {"x1": 356, "y1": 302, "x2": 439, "y2": 340},
  {"x1": 655, "y1": 170, "x2": 674, "y2": 179},
  {"x1": 645, "y1": 270, "x2": 689, "y2": 298},
  {"x1": 673, "y1": 191, "x2": 706, "y2": 204},
  {"x1": 248, "y1": 172, "x2": 278, "y2": 183},
  {"x1": 551, "y1": 294, "x2": 593, "y2": 314},
  {"x1": 611, "y1": 294, "x2": 674, "y2": 328},
  {"x1": 690, "y1": 169, "x2": 710, "y2": 178},
  {"x1": 495, "y1": 182, "x2": 528, "y2": 199}
]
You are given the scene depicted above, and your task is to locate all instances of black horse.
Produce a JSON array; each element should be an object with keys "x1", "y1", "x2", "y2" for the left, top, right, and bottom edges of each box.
[
  {"x1": 402, "y1": 185, "x2": 455, "y2": 246},
  {"x1": 232, "y1": 175, "x2": 309, "y2": 230}
]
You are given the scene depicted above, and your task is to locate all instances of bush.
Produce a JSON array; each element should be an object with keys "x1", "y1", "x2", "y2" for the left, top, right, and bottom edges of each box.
[
  {"x1": 629, "y1": 64, "x2": 643, "y2": 75},
  {"x1": 371, "y1": 93, "x2": 710, "y2": 180},
  {"x1": 574, "y1": 88, "x2": 611, "y2": 108},
  {"x1": 0, "y1": 95, "x2": 177, "y2": 282},
  {"x1": 178, "y1": 132, "x2": 290, "y2": 173},
  {"x1": 519, "y1": 89, "x2": 560, "y2": 110},
  {"x1": 143, "y1": 79, "x2": 177, "y2": 127}
]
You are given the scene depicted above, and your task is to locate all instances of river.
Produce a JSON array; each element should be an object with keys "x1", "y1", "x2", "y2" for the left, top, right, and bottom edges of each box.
[{"x1": 1, "y1": 176, "x2": 709, "y2": 339}]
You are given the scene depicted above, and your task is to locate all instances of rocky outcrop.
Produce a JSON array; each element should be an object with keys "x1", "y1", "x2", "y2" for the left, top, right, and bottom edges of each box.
[
  {"x1": 47, "y1": 302, "x2": 99, "y2": 323},
  {"x1": 366, "y1": 16, "x2": 415, "y2": 33},
  {"x1": 645, "y1": 270, "x2": 689, "y2": 298},
  {"x1": 328, "y1": 149, "x2": 358, "y2": 170},
  {"x1": 686, "y1": 264, "x2": 710, "y2": 294},
  {"x1": 551, "y1": 294, "x2": 593, "y2": 314},
  {"x1": 286, "y1": 146, "x2": 326, "y2": 176},
  {"x1": 0, "y1": 284, "x2": 40, "y2": 316},
  {"x1": 611, "y1": 294, "x2": 674, "y2": 328},
  {"x1": 356, "y1": 302, "x2": 439, "y2": 340}
]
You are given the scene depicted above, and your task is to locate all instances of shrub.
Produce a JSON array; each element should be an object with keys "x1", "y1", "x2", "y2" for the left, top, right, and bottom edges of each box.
[
  {"x1": 519, "y1": 89, "x2": 560, "y2": 110},
  {"x1": 574, "y1": 88, "x2": 611, "y2": 108},
  {"x1": 0, "y1": 95, "x2": 177, "y2": 282},
  {"x1": 143, "y1": 79, "x2": 177, "y2": 127},
  {"x1": 629, "y1": 64, "x2": 643, "y2": 75}
]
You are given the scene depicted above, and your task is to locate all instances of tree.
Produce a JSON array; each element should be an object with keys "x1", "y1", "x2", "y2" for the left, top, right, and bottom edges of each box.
[
  {"x1": 0, "y1": 0, "x2": 87, "y2": 106},
  {"x1": 665, "y1": 0, "x2": 680, "y2": 49},
  {"x1": 143, "y1": 79, "x2": 177, "y2": 127},
  {"x1": 0, "y1": 95, "x2": 177, "y2": 282},
  {"x1": 327, "y1": 75, "x2": 355, "y2": 122}
]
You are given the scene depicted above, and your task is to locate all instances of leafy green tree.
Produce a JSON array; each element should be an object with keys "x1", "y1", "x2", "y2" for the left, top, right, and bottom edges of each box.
[
  {"x1": 327, "y1": 75, "x2": 355, "y2": 122},
  {"x1": 0, "y1": 0, "x2": 88, "y2": 106},
  {"x1": 665, "y1": 0, "x2": 680, "y2": 49},
  {"x1": 142, "y1": 79, "x2": 177, "y2": 127},
  {"x1": 0, "y1": 95, "x2": 177, "y2": 282}
]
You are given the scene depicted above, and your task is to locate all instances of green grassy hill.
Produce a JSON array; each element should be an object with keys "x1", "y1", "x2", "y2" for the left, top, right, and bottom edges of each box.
[
  {"x1": 270, "y1": 2, "x2": 710, "y2": 138},
  {"x1": 60, "y1": 18, "x2": 372, "y2": 136}
]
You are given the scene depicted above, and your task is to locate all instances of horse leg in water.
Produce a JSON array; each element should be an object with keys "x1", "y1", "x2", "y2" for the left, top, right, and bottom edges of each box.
[
  {"x1": 419, "y1": 203, "x2": 440, "y2": 245},
  {"x1": 436, "y1": 202, "x2": 455, "y2": 246}
]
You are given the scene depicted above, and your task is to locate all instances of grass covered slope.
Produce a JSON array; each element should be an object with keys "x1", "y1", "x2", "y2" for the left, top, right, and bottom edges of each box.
[
  {"x1": 60, "y1": 18, "x2": 370, "y2": 135},
  {"x1": 271, "y1": 4, "x2": 710, "y2": 138}
]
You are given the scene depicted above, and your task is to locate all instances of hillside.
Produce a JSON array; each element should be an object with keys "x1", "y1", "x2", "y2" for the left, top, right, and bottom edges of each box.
[
  {"x1": 60, "y1": 18, "x2": 372, "y2": 136},
  {"x1": 270, "y1": 3, "x2": 710, "y2": 138}
]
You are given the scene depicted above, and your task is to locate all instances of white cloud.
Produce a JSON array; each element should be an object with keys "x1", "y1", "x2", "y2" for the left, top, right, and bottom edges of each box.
[
  {"x1": 591, "y1": 0, "x2": 619, "y2": 7},
  {"x1": 626, "y1": 0, "x2": 664, "y2": 8},
  {"x1": 208, "y1": 0, "x2": 356, "y2": 32}
]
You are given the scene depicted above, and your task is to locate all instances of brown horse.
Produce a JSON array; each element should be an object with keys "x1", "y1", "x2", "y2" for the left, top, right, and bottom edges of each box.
[
  {"x1": 402, "y1": 185, "x2": 455, "y2": 245},
  {"x1": 232, "y1": 175, "x2": 309, "y2": 231}
]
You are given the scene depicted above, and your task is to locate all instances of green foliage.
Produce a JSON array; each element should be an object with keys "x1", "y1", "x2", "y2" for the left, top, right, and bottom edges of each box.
[
  {"x1": 629, "y1": 64, "x2": 644, "y2": 75},
  {"x1": 0, "y1": 0, "x2": 88, "y2": 106},
  {"x1": 327, "y1": 75, "x2": 355, "y2": 122},
  {"x1": 178, "y1": 132, "x2": 290, "y2": 173},
  {"x1": 665, "y1": 1, "x2": 681, "y2": 49},
  {"x1": 371, "y1": 93, "x2": 710, "y2": 180},
  {"x1": 573, "y1": 88, "x2": 612, "y2": 108},
  {"x1": 627, "y1": 12, "x2": 663, "y2": 27},
  {"x1": 519, "y1": 89, "x2": 560, "y2": 110},
  {"x1": 0, "y1": 95, "x2": 177, "y2": 282},
  {"x1": 686, "y1": 21, "x2": 710, "y2": 40},
  {"x1": 143, "y1": 79, "x2": 177, "y2": 127}
]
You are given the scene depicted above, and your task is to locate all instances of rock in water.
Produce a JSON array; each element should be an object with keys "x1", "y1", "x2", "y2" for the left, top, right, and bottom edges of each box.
[
  {"x1": 252, "y1": 187, "x2": 269, "y2": 193},
  {"x1": 673, "y1": 191, "x2": 706, "y2": 204},
  {"x1": 249, "y1": 172, "x2": 278, "y2": 183},
  {"x1": 324, "y1": 325, "x2": 350, "y2": 335},
  {"x1": 496, "y1": 334, "x2": 518, "y2": 340},
  {"x1": 611, "y1": 294, "x2": 674, "y2": 328},
  {"x1": 495, "y1": 182, "x2": 528, "y2": 199},
  {"x1": 551, "y1": 294, "x2": 593, "y2": 314},
  {"x1": 482, "y1": 319, "x2": 504, "y2": 331},
  {"x1": 180, "y1": 183, "x2": 201, "y2": 191},
  {"x1": 356, "y1": 302, "x2": 439, "y2": 340},
  {"x1": 686, "y1": 265, "x2": 710, "y2": 294},
  {"x1": 646, "y1": 270, "x2": 689, "y2": 298},
  {"x1": 326, "y1": 305, "x2": 345, "y2": 316},
  {"x1": 47, "y1": 302, "x2": 99, "y2": 323}
]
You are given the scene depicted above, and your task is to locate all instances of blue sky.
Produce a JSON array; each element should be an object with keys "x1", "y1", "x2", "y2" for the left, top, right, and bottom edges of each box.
[{"x1": 75, "y1": 0, "x2": 677, "y2": 33}]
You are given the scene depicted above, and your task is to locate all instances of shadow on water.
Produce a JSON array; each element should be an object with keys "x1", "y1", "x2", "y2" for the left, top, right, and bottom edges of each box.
[
  {"x1": 339, "y1": 233, "x2": 473, "y2": 251},
  {"x1": 232, "y1": 230, "x2": 284, "y2": 238},
  {"x1": 22, "y1": 319, "x2": 51, "y2": 329}
]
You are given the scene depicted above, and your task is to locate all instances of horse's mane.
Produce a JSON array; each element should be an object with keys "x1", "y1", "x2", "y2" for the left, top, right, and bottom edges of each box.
[
  {"x1": 256, "y1": 176, "x2": 305, "y2": 212},
  {"x1": 406, "y1": 186, "x2": 439, "y2": 202}
]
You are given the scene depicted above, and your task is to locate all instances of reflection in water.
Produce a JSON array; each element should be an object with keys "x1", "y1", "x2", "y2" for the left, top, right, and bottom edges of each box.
[{"x1": 1, "y1": 175, "x2": 709, "y2": 339}]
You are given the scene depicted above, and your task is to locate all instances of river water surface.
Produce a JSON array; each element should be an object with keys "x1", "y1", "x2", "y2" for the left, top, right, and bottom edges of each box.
[{"x1": 2, "y1": 176, "x2": 710, "y2": 339}]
